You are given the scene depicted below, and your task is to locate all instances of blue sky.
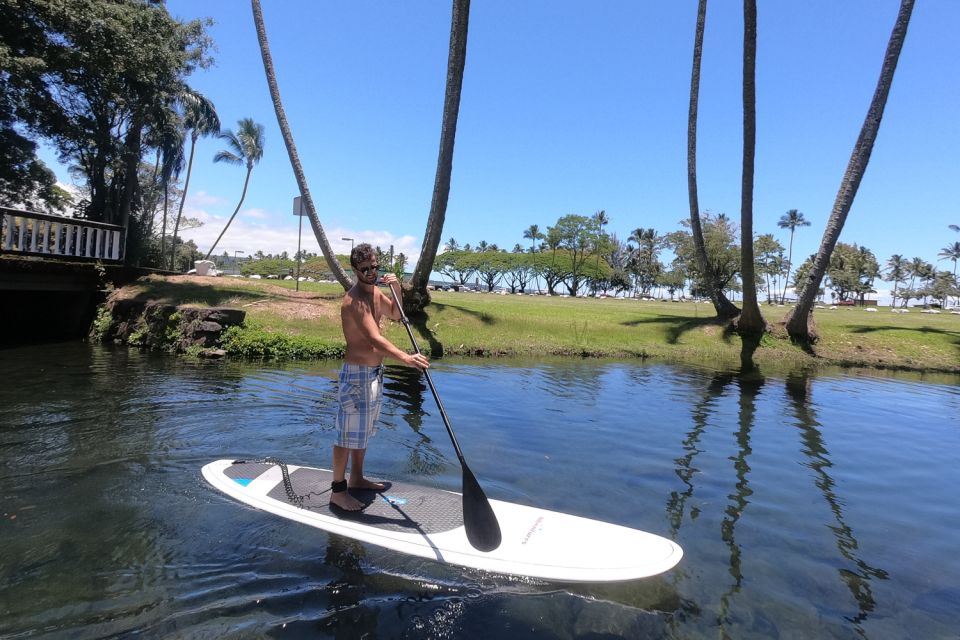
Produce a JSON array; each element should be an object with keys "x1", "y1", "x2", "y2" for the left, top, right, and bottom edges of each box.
[{"x1": 39, "y1": 1, "x2": 960, "y2": 287}]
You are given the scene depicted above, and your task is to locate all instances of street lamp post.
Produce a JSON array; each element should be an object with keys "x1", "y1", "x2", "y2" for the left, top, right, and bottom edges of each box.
[
  {"x1": 234, "y1": 250, "x2": 244, "y2": 275},
  {"x1": 342, "y1": 237, "x2": 354, "y2": 252}
]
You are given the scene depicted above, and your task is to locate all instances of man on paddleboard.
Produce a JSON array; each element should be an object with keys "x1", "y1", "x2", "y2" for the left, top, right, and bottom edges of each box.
[{"x1": 332, "y1": 243, "x2": 430, "y2": 511}]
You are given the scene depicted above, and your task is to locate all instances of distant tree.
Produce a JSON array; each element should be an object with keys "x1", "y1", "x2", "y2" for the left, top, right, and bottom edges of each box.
[
  {"x1": 204, "y1": 118, "x2": 265, "y2": 260},
  {"x1": 937, "y1": 241, "x2": 960, "y2": 282},
  {"x1": 393, "y1": 253, "x2": 408, "y2": 279},
  {"x1": 777, "y1": 209, "x2": 811, "y2": 303},
  {"x1": 435, "y1": 249, "x2": 476, "y2": 286},
  {"x1": 171, "y1": 89, "x2": 220, "y2": 269},
  {"x1": 884, "y1": 254, "x2": 907, "y2": 307},
  {"x1": 754, "y1": 233, "x2": 785, "y2": 303},
  {"x1": 523, "y1": 224, "x2": 543, "y2": 253},
  {"x1": 826, "y1": 243, "x2": 879, "y2": 304}
]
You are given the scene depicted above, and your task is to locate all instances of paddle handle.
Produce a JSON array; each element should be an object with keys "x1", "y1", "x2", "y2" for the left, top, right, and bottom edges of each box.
[{"x1": 386, "y1": 284, "x2": 466, "y2": 464}]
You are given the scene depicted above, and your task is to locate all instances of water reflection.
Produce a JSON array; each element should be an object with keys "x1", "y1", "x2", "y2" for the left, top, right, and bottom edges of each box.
[
  {"x1": 2, "y1": 345, "x2": 957, "y2": 638},
  {"x1": 785, "y1": 371, "x2": 889, "y2": 631},
  {"x1": 383, "y1": 364, "x2": 446, "y2": 476},
  {"x1": 717, "y1": 371, "x2": 763, "y2": 636}
]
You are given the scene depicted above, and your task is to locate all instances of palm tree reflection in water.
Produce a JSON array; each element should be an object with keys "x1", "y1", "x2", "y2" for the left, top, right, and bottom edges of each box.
[
  {"x1": 383, "y1": 365, "x2": 446, "y2": 476},
  {"x1": 667, "y1": 368, "x2": 889, "y2": 636},
  {"x1": 785, "y1": 372, "x2": 889, "y2": 629}
]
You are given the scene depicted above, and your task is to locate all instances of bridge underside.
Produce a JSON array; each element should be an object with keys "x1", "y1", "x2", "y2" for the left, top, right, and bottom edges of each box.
[{"x1": 0, "y1": 257, "x2": 154, "y2": 344}]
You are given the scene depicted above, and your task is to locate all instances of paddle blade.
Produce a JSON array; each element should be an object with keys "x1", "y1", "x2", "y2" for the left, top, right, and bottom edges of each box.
[{"x1": 461, "y1": 464, "x2": 502, "y2": 552}]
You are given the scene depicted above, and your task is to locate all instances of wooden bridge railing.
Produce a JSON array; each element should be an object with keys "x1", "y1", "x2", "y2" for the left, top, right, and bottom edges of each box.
[{"x1": 0, "y1": 207, "x2": 125, "y2": 262}]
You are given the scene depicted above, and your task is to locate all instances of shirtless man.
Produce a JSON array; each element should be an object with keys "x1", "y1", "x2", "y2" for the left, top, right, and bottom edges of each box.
[{"x1": 331, "y1": 243, "x2": 429, "y2": 511}]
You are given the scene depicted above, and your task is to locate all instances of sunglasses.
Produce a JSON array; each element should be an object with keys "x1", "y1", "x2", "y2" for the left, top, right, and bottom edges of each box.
[{"x1": 358, "y1": 264, "x2": 379, "y2": 275}]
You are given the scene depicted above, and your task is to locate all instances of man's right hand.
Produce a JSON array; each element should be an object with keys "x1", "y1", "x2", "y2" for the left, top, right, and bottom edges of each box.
[{"x1": 405, "y1": 353, "x2": 430, "y2": 370}]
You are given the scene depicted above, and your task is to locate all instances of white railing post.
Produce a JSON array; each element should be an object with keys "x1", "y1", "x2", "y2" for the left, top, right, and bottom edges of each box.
[
  {"x1": 2, "y1": 213, "x2": 11, "y2": 251},
  {"x1": 51, "y1": 222, "x2": 61, "y2": 255},
  {"x1": 1, "y1": 208, "x2": 125, "y2": 261}
]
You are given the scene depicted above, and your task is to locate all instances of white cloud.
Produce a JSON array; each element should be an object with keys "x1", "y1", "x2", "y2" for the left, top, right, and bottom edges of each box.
[
  {"x1": 178, "y1": 210, "x2": 422, "y2": 265},
  {"x1": 188, "y1": 190, "x2": 228, "y2": 207}
]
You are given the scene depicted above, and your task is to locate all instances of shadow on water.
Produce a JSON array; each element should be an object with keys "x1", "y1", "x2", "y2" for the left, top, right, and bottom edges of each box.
[
  {"x1": 622, "y1": 314, "x2": 732, "y2": 345},
  {"x1": 785, "y1": 371, "x2": 889, "y2": 631}
]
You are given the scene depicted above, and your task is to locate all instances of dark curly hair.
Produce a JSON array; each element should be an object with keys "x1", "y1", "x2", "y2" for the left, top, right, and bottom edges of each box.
[{"x1": 350, "y1": 243, "x2": 376, "y2": 268}]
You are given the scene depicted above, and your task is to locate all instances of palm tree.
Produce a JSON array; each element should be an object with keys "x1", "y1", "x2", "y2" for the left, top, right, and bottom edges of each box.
[
  {"x1": 591, "y1": 210, "x2": 609, "y2": 294},
  {"x1": 738, "y1": 0, "x2": 764, "y2": 340},
  {"x1": 410, "y1": 0, "x2": 471, "y2": 308},
  {"x1": 170, "y1": 89, "x2": 220, "y2": 270},
  {"x1": 884, "y1": 254, "x2": 906, "y2": 307},
  {"x1": 157, "y1": 124, "x2": 185, "y2": 262},
  {"x1": 938, "y1": 242, "x2": 960, "y2": 305},
  {"x1": 950, "y1": 224, "x2": 960, "y2": 233},
  {"x1": 687, "y1": 0, "x2": 739, "y2": 319},
  {"x1": 777, "y1": 209, "x2": 811, "y2": 303},
  {"x1": 203, "y1": 118, "x2": 265, "y2": 261},
  {"x1": 786, "y1": 0, "x2": 914, "y2": 342},
  {"x1": 523, "y1": 224, "x2": 543, "y2": 253},
  {"x1": 251, "y1": 0, "x2": 352, "y2": 288}
]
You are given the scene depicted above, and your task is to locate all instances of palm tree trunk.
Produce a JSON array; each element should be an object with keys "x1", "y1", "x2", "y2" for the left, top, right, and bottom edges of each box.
[
  {"x1": 204, "y1": 166, "x2": 251, "y2": 261},
  {"x1": 738, "y1": 0, "x2": 764, "y2": 336},
  {"x1": 170, "y1": 135, "x2": 197, "y2": 270},
  {"x1": 160, "y1": 182, "x2": 169, "y2": 259},
  {"x1": 410, "y1": 0, "x2": 471, "y2": 308},
  {"x1": 785, "y1": 0, "x2": 914, "y2": 341},
  {"x1": 687, "y1": 0, "x2": 740, "y2": 320},
  {"x1": 781, "y1": 230, "x2": 795, "y2": 304},
  {"x1": 252, "y1": 0, "x2": 353, "y2": 290}
]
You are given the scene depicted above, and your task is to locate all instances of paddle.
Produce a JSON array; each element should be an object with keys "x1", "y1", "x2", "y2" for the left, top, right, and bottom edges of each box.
[{"x1": 384, "y1": 283, "x2": 502, "y2": 552}]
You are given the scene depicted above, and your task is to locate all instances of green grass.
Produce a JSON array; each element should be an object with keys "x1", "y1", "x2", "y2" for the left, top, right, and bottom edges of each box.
[{"x1": 124, "y1": 277, "x2": 960, "y2": 373}]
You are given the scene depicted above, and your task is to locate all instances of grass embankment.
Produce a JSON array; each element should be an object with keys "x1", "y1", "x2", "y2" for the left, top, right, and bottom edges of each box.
[{"x1": 116, "y1": 275, "x2": 960, "y2": 373}]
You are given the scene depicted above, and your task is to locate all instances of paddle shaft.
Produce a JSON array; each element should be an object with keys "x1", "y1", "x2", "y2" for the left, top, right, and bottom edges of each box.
[{"x1": 385, "y1": 285, "x2": 465, "y2": 463}]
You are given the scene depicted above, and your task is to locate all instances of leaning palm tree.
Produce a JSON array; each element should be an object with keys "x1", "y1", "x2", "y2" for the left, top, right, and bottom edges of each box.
[
  {"x1": 409, "y1": 0, "x2": 471, "y2": 309},
  {"x1": 170, "y1": 89, "x2": 220, "y2": 270},
  {"x1": 251, "y1": 0, "x2": 352, "y2": 288},
  {"x1": 777, "y1": 209, "x2": 811, "y2": 304},
  {"x1": 687, "y1": 0, "x2": 739, "y2": 319},
  {"x1": 203, "y1": 118, "x2": 265, "y2": 261},
  {"x1": 786, "y1": 0, "x2": 914, "y2": 342},
  {"x1": 737, "y1": 0, "x2": 764, "y2": 338}
]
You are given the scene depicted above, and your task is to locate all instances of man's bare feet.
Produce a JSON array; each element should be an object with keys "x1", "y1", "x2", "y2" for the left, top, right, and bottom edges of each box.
[
  {"x1": 330, "y1": 490, "x2": 363, "y2": 511},
  {"x1": 349, "y1": 476, "x2": 386, "y2": 492}
]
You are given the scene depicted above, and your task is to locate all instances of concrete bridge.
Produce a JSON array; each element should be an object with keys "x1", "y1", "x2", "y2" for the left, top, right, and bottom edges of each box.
[{"x1": 0, "y1": 206, "x2": 144, "y2": 343}]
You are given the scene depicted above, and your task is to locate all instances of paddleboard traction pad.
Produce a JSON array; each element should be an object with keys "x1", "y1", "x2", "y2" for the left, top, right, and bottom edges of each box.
[{"x1": 224, "y1": 460, "x2": 464, "y2": 534}]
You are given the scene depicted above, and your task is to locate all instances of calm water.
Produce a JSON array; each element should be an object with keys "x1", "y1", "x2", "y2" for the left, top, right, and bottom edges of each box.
[{"x1": 1, "y1": 343, "x2": 958, "y2": 639}]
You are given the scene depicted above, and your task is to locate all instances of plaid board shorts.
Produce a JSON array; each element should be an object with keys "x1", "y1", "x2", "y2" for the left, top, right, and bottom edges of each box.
[{"x1": 335, "y1": 363, "x2": 384, "y2": 449}]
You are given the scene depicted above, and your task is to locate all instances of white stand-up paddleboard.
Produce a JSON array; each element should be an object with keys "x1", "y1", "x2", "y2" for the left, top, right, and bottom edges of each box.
[{"x1": 202, "y1": 459, "x2": 682, "y2": 582}]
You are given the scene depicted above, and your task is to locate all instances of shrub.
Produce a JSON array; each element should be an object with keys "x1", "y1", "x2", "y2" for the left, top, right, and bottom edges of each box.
[{"x1": 220, "y1": 325, "x2": 343, "y2": 360}]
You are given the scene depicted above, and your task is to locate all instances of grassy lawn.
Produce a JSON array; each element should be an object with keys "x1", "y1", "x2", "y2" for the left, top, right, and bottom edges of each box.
[{"x1": 117, "y1": 276, "x2": 960, "y2": 373}]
